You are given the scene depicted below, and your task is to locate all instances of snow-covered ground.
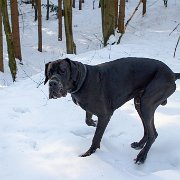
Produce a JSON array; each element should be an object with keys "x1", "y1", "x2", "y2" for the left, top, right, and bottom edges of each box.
[{"x1": 1, "y1": 0, "x2": 180, "y2": 179}]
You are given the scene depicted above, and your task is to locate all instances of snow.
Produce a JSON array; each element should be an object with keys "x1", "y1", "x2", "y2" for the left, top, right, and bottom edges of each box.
[{"x1": 1, "y1": 0, "x2": 180, "y2": 179}]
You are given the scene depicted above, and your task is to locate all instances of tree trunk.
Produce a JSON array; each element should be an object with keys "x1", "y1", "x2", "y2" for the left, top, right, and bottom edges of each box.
[
  {"x1": 34, "y1": 0, "x2": 38, "y2": 21},
  {"x1": 58, "y1": 0, "x2": 62, "y2": 41},
  {"x1": 115, "y1": 0, "x2": 118, "y2": 28},
  {"x1": 32, "y1": 0, "x2": 34, "y2": 8},
  {"x1": 63, "y1": 0, "x2": 75, "y2": 54},
  {"x1": 79, "y1": 0, "x2": 82, "y2": 10},
  {"x1": 72, "y1": 0, "x2": 75, "y2": 8},
  {"x1": 142, "y1": 0, "x2": 146, "y2": 16},
  {"x1": 46, "y1": 0, "x2": 49, "y2": 20},
  {"x1": 101, "y1": 0, "x2": 115, "y2": 46},
  {"x1": 118, "y1": 0, "x2": 125, "y2": 34},
  {"x1": 0, "y1": 0, "x2": 4, "y2": 72},
  {"x1": 2, "y1": 0, "x2": 16, "y2": 81},
  {"x1": 10, "y1": 0, "x2": 22, "y2": 61},
  {"x1": 37, "y1": 0, "x2": 42, "y2": 52}
]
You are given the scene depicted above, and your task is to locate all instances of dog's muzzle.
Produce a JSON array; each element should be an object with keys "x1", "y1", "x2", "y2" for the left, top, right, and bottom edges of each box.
[{"x1": 49, "y1": 79, "x2": 67, "y2": 99}]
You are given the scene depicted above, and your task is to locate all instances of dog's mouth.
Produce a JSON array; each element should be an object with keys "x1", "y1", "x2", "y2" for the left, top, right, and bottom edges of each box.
[{"x1": 49, "y1": 91, "x2": 67, "y2": 99}]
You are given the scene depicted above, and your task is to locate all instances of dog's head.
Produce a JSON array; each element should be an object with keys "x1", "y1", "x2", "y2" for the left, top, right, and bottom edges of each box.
[{"x1": 44, "y1": 58, "x2": 78, "y2": 99}]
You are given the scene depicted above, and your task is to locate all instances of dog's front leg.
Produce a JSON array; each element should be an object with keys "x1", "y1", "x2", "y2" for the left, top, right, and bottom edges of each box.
[{"x1": 81, "y1": 115, "x2": 111, "y2": 157}]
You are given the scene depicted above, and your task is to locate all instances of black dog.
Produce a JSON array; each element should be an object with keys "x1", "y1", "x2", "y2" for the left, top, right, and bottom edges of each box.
[{"x1": 44, "y1": 57, "x2": 180, "y2": 164}]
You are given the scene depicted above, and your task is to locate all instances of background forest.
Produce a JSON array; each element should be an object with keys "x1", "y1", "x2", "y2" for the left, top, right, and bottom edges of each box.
[{"x1": 0, "y1": 0, "x2": 180, "y2": 179}]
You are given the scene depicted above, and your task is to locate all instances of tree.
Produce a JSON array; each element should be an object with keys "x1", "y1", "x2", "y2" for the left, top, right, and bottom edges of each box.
[
  {"x1": 63, "y1": 0, "x2": 75, "y2": 54},
  {"x1": 58, "y1": 0, "x2": 62, "y2": 41},
  {"x1": 118, "y1": 0, "x2": 125, "y2": 34},
  {"x1": 72, "y1": 0, "x2": 75, "y2": 8},
  {"x1": 1, "y1": 0, "x2": 16, "y2": 81},
  {"x1": 46, "y1": 0, "x2": 49, "y2": 20},
  {"x1": 34, "y1": 0, "x2": 38, "y2": 21},
  {"x1": 79, "y1": 0, "x2": 82, "y2": 10},
  {"x1": 142, "y1": 0, "x2": 146, "y2": 16},
  {"x1": 0, "y1": 0, "x2": 3, "y2": 72},
  {"x1": 115, "y1": 0, "x2": 118, "y2": 28},
  {"x1": 101, "y1": 0, "x2": 115, "y2": 46},
  {"x1": 37, "y1": 0, "x2": 42, "y2": 52},
  {"x1": 10, "y1": 0, "x2": 22, "y2": 61}
]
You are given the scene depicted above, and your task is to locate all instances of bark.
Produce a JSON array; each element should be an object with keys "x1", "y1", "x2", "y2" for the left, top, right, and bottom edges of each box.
[
  {"x1": 118, "y1": 0, "x2": 125, "y2": 34},
  {"x1": 58, "y1": 0, "x2": 62, "y2": 41},
  {"x1": 0, "y1": 0, "x2": 3, "y2": 72},
  {"x1": 10, "y1": 0, "x2": 22, "y2": 61},
  {"x1": 101, "y1": 0, "x2": 115, "y2": 46},
  {"x1": 63, "y1": 0, "x2": 75, "y2": 54},
  {"x1": 2, "y1": 0, "x2": 16, "y2": 81},
  {"x1": 37, "y1": 0, "x2": 42, "y2": 52}
]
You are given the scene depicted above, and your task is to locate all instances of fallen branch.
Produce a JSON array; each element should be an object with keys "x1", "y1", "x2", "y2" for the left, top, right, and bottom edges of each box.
[
  {"x1": 117, "y1": 0, "x2": 142, "y2": 44},
  {"x1": 174, "y1": 35, "x2": 180, "y2": 58}
]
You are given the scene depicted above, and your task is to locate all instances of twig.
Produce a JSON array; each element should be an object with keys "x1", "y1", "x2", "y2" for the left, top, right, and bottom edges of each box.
[
  {"x1": 174, "y1": 35, "x2": 180, "y2": 58},
  {"x1": 117, "y1": 0, "x2": 142, "y2": 44},
  {"x1": 169, "y1": 23, "x2": 180, "y2": 36},
  {"x1": 93, "y1": 33, "x2": 104, "y2": 44}
]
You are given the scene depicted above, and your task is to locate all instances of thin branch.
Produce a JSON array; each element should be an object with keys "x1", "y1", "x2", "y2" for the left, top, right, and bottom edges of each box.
[
  {"x1": 174, "y1": 35, "x2": 180, "y2": 58},
  {"x1": 169, "y1": 23, "x2": 180, "y2": 36}
]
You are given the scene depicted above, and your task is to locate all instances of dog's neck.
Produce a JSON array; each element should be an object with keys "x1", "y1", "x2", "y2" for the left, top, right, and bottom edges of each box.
[{"x1": 69, "y1": 63, "x2": 87, "y2": 94}]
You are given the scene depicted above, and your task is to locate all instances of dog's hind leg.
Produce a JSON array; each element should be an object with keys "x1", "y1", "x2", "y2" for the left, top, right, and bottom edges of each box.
[
  {"x1": 134, "y1": 80, "x2": 176, "y2": 164},
  {"x1": 131, "y1": 91, "x2": 148, "y2": 150},
  {"x1": 85, "y1": 111, "x2": 97, "y2": 127},
  {"x1": 131, "y1": 90, "x2": 151, "y2": 150}
]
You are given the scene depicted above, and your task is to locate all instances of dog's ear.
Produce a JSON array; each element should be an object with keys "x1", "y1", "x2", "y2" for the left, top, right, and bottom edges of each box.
[
  {"x1": 44, "y1": 62, "x2": 51, "y2": 85},
  {"x1": 64, "y1": 58, "x2": 78, "y2": 82},
  {"x1": 60, "y1": 59, "x2": 69, "y2": 73}
]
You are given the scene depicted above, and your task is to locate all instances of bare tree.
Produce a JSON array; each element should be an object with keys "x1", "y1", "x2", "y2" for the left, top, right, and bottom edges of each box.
[
  {"x1": 118, "y1": 0, "x2": 125, "y2": 34},
  {"x1": 79, "y1": 0, "x2": 82, "y2": 10},
  {"x1": 10, "y1": 0, "x2": 22, "y2": 61},
  {"x1": 115, "y1": 0, "x2": 118, "y2": 28},
  {"x1": 101, "y1": 0, "x2": 115, "y2": 46},
  {"x1": 0, "y1": 0, "x2": 4, "y2": 72},
  {"x1": 34, "y1": 0, "x2": 38, "y2": 21},
  {"x1": 63, "y1": 0, "x2": 75, "y2": 54},
  {"x1": 72, "y1": 0, "x2": 75, "y2": 8},
  {"x1": 37, "y1": 0, "x2": 42, "y2": 52},
  {"x1": 58, "y1": 0, "x2": 62, "y2": 41},
  {"x1": 2, "y1": 0, "x2": 16, "y2": 81},
  {"x1": 46, "y1": 0, "x2": 49, "y2": 20},
  {"x1": 142, "y1": 0, "x2": 146, "y2": 16}
]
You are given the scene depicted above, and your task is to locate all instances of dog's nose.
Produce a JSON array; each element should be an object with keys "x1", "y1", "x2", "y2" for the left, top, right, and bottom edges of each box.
[{"x1": 49, "y1": 80, "x2": 58, "y2": 87}]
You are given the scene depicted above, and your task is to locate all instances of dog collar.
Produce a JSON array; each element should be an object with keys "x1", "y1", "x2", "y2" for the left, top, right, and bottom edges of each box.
[{"x1": 70, "y1": 64, "x2": 87, "y2": 94}]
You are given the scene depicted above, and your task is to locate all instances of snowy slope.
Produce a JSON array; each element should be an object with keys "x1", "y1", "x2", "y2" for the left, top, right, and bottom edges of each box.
[{"x1": 1, "y1": 0, "x2": 180, "y2": 179}]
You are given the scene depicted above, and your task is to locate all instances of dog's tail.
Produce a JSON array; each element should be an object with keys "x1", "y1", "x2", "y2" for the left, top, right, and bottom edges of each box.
[{"x1": 175, "y1": 73, "x2": 180, "y2": 80}]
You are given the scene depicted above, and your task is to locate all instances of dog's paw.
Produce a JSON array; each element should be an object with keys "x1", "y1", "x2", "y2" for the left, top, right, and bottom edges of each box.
[
  {"x1": 134, "y1": 150, "x2": 147, "y2": 164},
  {"x1": 79, "y1": 148, "x2": 96, "y2": 157},
  {"x1": 131, "y1": 142, "x2": 144, "y2": 150}
]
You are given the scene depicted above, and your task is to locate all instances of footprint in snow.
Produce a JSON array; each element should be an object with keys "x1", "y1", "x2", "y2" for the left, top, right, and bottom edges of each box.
[
  {"x1": 13, "y1": 107, "x2": 31, "y2": 114},
  {"x1": 71, "y1": 129, "x2": 94, "y2": 138}
]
